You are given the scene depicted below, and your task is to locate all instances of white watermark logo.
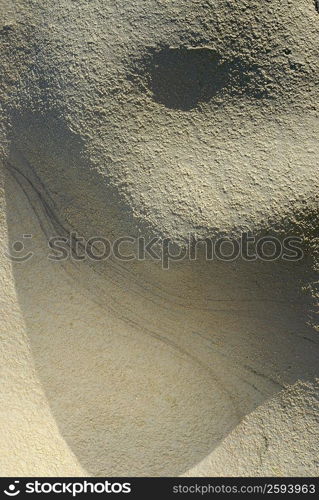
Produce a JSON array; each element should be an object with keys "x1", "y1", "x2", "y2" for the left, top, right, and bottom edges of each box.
[
  {"x1": 3, "y1": 480, "x2": 131, "y2": 497},
  {"x1": 4, "y1": 481, "x2": 20, "y2": 496}
]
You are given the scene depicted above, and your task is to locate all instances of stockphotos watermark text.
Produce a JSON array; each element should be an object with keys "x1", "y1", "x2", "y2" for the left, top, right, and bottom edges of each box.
[{"x1": 5, "y1": 232, "x2": 304, "y2": 269}]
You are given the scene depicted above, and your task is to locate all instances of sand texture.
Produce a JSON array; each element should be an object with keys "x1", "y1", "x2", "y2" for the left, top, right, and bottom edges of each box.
[{"x1": 0, "y1": 0, "x2": 318, "y2": 476}]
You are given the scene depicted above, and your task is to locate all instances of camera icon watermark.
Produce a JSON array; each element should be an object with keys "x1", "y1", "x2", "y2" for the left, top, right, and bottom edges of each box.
[
  {"x1": 4, "y1": 481, "x2": 20, "y2": 496},
  {"x1": 5, "y1": 234, "x2": 34, "y2": 263}
]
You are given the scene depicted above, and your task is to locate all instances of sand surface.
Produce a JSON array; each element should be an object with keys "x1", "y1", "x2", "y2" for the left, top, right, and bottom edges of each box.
[{"x1": 0, "y1": 0, "x2": 318, "y2": 476}]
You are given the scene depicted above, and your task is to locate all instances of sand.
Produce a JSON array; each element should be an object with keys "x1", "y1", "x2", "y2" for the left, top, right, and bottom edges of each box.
[{"x1": 0, "y1": 0, "x2": 318, "y2": 476}]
